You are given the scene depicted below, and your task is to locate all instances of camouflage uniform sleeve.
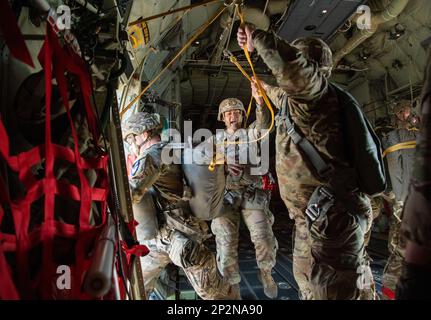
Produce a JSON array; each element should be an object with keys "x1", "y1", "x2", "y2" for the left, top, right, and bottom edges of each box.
[
  {"x1": 254, "y1": 84, "x2": 286, "y2": 130},
  {"x1": 129, "y1": 155, "x2": 161, "y2": 203},
  {"x1": 252, "y1": 30, "x2": 327, "y2": 102}
]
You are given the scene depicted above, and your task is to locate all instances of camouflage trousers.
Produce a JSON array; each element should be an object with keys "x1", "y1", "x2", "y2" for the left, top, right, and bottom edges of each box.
[
  {"x1": 211, "y1": 188, "x2": 278, "y2": 284},
  {"x1": 382, "y1": 200, "x2": 405, "y2": 300},
  {"x1": 364, "y1": 196, "x2": 384, "y2": 247},
  {"x1": 140, "y1": 209, "x2": 237, "y2": 300},
  {"x1": 287, "y1": 191, "x2": 375, "y2": 300}
]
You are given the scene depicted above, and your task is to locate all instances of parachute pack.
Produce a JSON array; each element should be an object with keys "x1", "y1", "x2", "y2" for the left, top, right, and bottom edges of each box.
[
  {"x1": 332, "y1": 83, "x2": 387, "y2": 196},
  {"x1": 282, "y1": 83, "x2": 386, "y2": 197}
]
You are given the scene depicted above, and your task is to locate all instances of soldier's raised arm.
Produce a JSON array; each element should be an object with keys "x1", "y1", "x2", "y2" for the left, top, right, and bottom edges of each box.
[
  {"x1": 238, "y1": 24, "x2": 330, "y2": 102},
  {"x1": 250, "y1": 78, "x2": 286, "y2": 131}
]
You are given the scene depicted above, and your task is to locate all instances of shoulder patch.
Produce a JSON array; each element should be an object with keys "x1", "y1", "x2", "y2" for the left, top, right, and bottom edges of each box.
[{"x1": 131, "y1": 160, "x2": 140, "y2": 176}]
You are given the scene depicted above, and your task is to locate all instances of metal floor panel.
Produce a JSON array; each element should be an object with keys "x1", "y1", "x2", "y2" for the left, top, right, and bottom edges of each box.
[{"x1": 164, "y1": 209, "x2": 389, "y2": 300}]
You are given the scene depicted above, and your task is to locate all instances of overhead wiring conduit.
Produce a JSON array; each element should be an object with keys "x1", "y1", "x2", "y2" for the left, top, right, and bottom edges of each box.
[{"x1": 333, "y1": 0, "x2": 410, "y2": 66}]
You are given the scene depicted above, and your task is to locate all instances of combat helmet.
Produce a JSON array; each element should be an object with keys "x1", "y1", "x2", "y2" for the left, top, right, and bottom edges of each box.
[
  {"x1": 217, "y1": 98, "x2": 246, "y2": 121},
  {"x1": 292, "y1": 37, "x2": 333, "y2": 78},
  {"x1": 122, "y1": 112, "x2": 163, "y2": 141}
]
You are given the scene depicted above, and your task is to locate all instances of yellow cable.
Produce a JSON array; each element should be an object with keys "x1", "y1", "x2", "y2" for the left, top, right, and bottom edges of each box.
[
  {"x1": 120, "y1": 12, "x2": 187, "y2": 113},
  {"x1": 120, "y1": 6, "x2": 227, "y2": 119},
  {"x1": 244, "y1": 95, "x2": 253, "y2": 128},
  {"x1": 236, "y1": 4, "x2": 275, "y2": 140},
  {"x1": 229, "y1": 55, "x2": 251, "y2": 82},
  {"x1": 382, "y1": 140, "x2": 417, "y2": 158},
  {"x1": 208, "y1": 4, "x2": 276, "y2": 171}
]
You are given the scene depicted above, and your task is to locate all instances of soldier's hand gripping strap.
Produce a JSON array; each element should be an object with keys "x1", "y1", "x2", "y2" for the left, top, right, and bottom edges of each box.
[{"x1": 305, "y1": 186, "x2": 335, "y2": 224}]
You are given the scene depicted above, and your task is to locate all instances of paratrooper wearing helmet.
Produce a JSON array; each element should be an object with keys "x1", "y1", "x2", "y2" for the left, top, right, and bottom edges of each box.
[
  {"x1": 124, "y1": 112, "x2": 237, "y2": 300},
  {"x1": 211, "y1": 98, "x2": 279, "y2": 299},
  {"x1": 238, "y1": 23, "x2": 374, "y2": 299}
]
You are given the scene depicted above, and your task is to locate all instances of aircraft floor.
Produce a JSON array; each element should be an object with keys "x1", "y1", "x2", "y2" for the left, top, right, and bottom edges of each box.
[{"x1": 153, "y1": 209, "x2": 389, "y2": 300}]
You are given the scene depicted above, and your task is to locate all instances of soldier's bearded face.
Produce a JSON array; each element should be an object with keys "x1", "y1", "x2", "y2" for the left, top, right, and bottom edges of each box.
[{"x1": 223, "y1": 110, "x2": 243, "y2": 132}]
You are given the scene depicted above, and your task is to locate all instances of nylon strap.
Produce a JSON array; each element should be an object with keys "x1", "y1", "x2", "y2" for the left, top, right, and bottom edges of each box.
[
  {"x1": 0, "y1": 24, "x2": 109, "y2": 299},
  {"x1": 382, "y1": 140, "x2": 417, "y2": 158},
  {"x1": 281, "y1": 96, "x2": 333, "y2": 178}
]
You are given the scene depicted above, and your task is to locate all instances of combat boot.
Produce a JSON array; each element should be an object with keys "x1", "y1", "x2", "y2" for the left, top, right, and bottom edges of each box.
[{"x1": 259, "y1": 269, "x2": 278, "y2": 299}]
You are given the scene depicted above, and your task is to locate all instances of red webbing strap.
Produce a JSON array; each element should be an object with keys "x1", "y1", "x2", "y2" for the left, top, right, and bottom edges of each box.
[
  {"x1": 120, "y1": 241, "x2": 149, "y2": 267},
  {"x1": 0, "y1": 174, "x2": 20, "y2": 299},
  {"x1": 0, "y1": 22, "x2": 108, "y2": 299},
  {"x1": 40, "y1": 23, "x2": 56, "y2": 299},
  {"x1": 0, "y1": 1, "x2": 34, "y2": 67},
  {"x1": 382, "y1": 286, "x2": 396, "y2": 300},
  {"x1": 37, "y1": 25, "x2": 108, "y2": 299}
]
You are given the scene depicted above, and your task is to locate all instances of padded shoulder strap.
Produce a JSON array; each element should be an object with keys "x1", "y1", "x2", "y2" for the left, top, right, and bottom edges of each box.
[{"x1": 282, "y1": 98, "x2": 333, "y2": 178}]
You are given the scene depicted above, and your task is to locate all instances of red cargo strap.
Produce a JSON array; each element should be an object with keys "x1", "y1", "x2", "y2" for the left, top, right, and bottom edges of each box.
[
  {"x1": 120, "y1": 241, "x2": 149, "y2": 267},
  {"x1": 0, "y1": 23, "x2": 109, "y2": 299},
  {"x1": 382, "y1": 286, "x2": 396, "y2": 300},
  {"x1": 0, "y1": 1, "x2": 34, "y2": 67},
  {"x1": 0, "y1": 175, "x2": 20, "y2": 300}
]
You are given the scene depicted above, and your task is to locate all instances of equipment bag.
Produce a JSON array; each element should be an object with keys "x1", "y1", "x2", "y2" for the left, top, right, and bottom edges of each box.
[
  {"x1": 182, "y1": 142, "x2": 226, "y2": 220},
  {"x1": 332, "y1": 83, "x2": 386, "y2": 196},
  {"x1": 281, "y1": 83, "x2": 386, "y2": 197}
]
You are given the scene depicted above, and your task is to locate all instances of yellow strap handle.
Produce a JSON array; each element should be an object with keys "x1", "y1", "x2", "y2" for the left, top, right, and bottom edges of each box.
[
  {"x1": 244, "y1": 95, "x2": 253, "y2": 128},
  {"x1": 382, "y1": 140, "x2": 417, "y2": 158},
  {"x1": 228, "y1": 54, "x2": 252, "y2": 82},
  {"x1": 121, "y1": 5, "x2": 227, "y2": 119},
  {"x1": 236, "y1": 4, "x2": 275, "y2": 139}
]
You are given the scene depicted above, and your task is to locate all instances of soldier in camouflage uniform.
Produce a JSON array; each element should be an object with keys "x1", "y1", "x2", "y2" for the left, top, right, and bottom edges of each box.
[
  {"x1": 238, "y1": 25, "x2": 374, "y2": 300},
  {"x1": 123, "y1": 112, "x2": 236, "y2": 300},
  {"x1": 380, "y1": 101, "x2": 419, "y2": 299},
  {"x1": 210, "y1": 98, "x2": 278, "y2": 299},
  {"x1": 397, "y1": 50, "x2": 431, "y2": 299}
]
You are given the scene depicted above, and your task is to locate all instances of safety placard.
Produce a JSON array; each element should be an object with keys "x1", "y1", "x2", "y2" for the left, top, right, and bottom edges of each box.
[{"x1": 129, "y1": 21, "x2": 150, "y2": 49}]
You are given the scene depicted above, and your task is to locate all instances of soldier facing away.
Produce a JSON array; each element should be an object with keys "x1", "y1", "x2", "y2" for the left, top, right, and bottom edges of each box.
[
  {"x1": 380, "y1": 100, "x2": 419, "y2": 299},
  {"x1": 210, "y1": 97, "x2": 279, "y2": 299},
  {"x1": 123, "y1": 112, "x2": 237, "y2": 300},
  {"x1": 397, "y1": 50, "x2": 431, "y2": 299},
  {"x1": 238, "y1": 25, "x2": 374, "y2": 299}
]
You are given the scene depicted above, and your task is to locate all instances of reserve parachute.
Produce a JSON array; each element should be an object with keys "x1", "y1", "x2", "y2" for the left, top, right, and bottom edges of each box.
[
  {"x1": 182, "y1": 141, "x2": 226, "y2": 220},
  {"x1": 332, "y1": 83, "x2": 387, "y2": 196}
]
